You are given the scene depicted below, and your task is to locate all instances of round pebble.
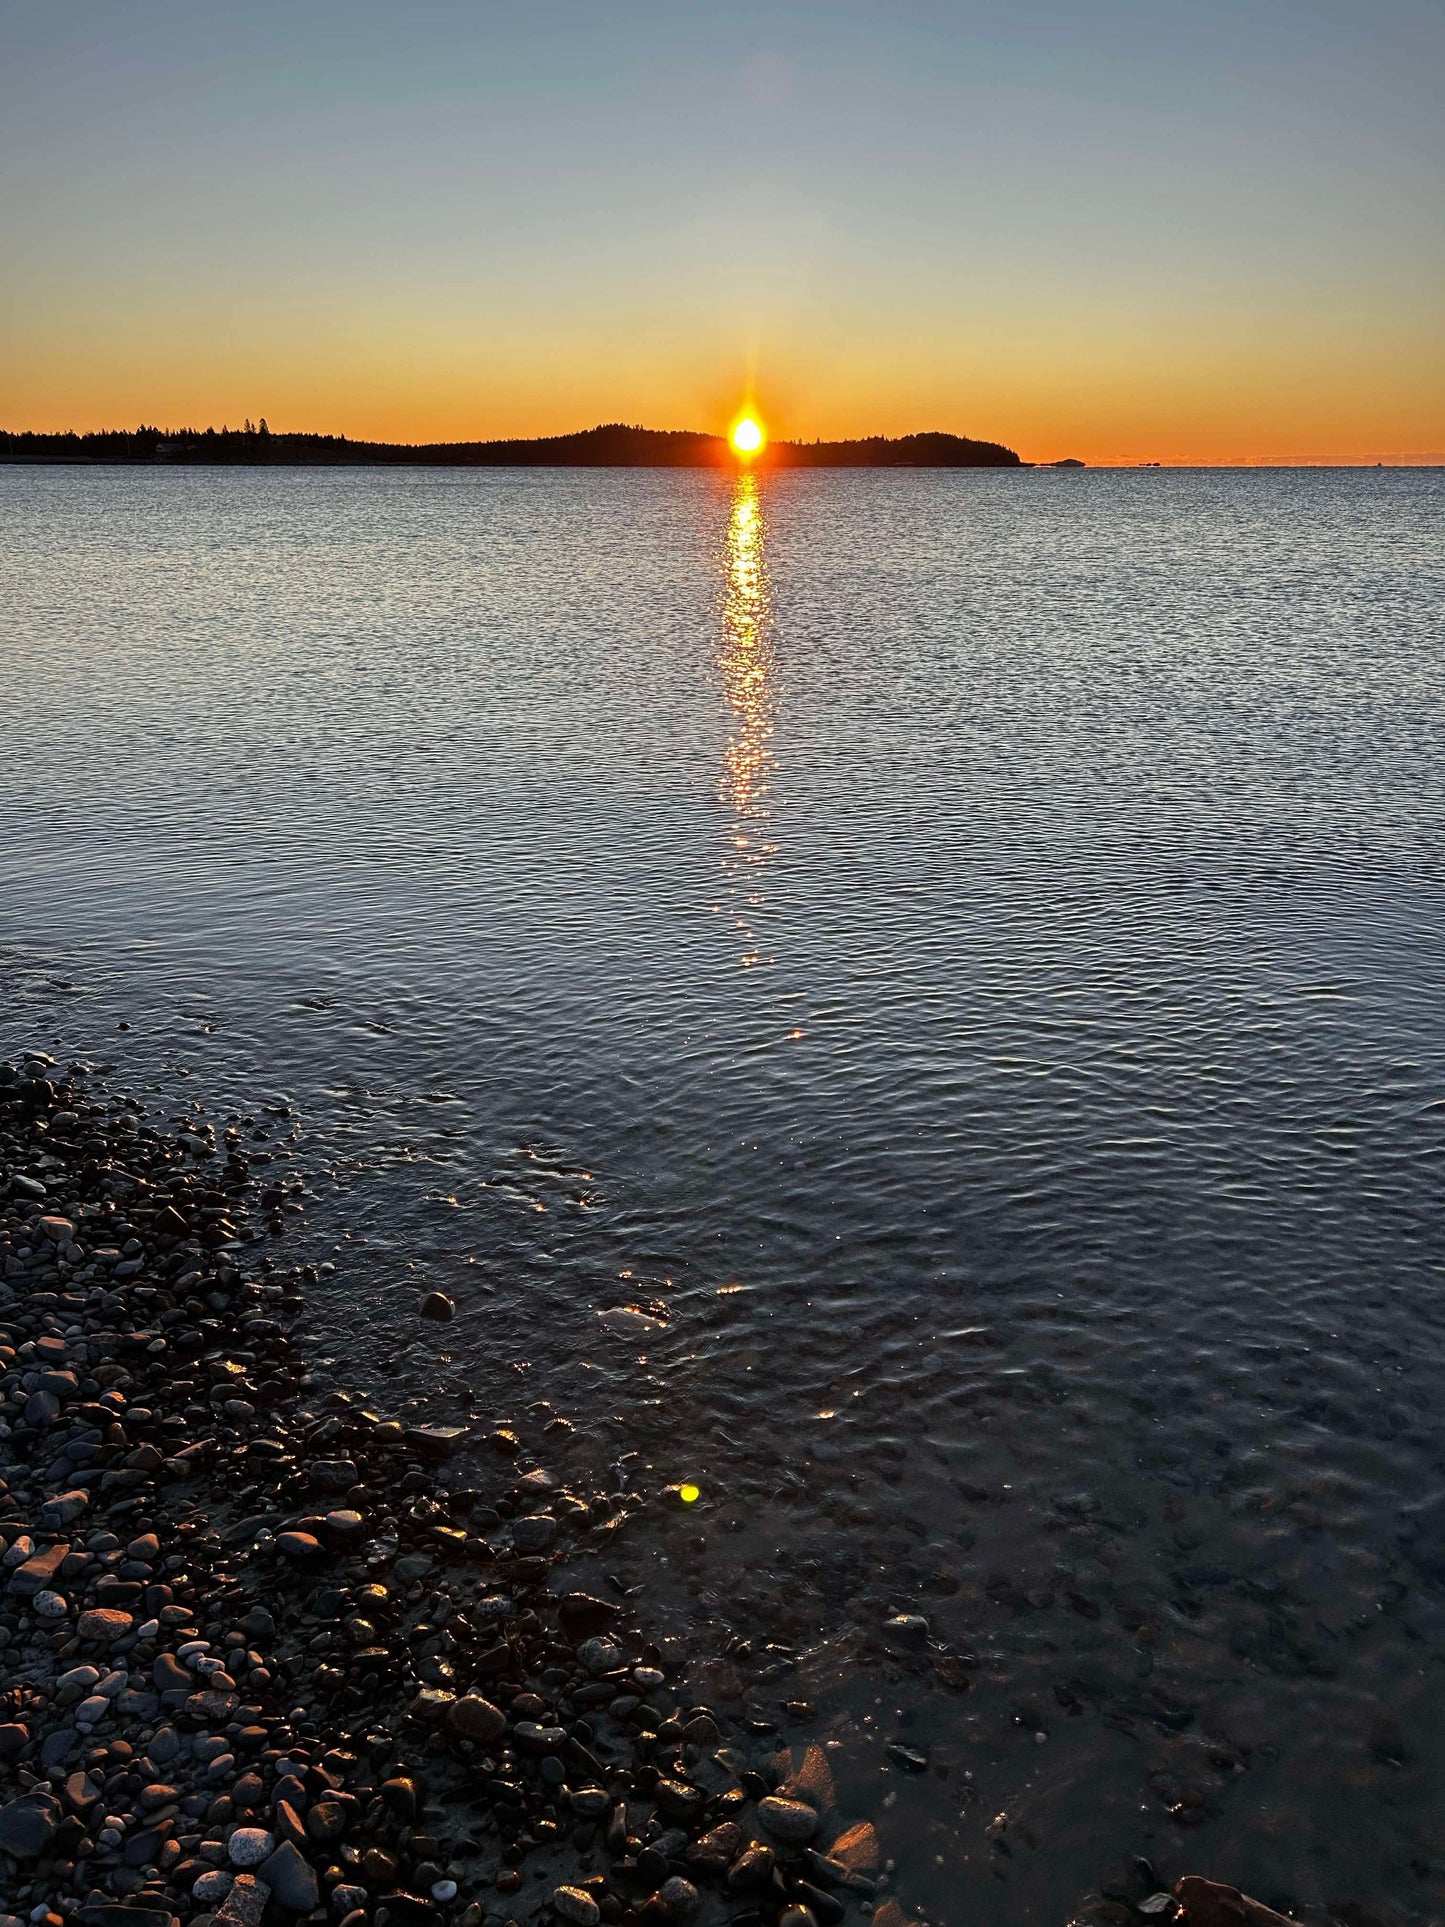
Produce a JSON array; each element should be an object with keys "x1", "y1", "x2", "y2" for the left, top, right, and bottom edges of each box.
[
  {"x1": 228, "y1": 1826, "x2": 274, "y2": 1867},
  {"x1": 447, "y1": 1694, "x2": 506, "y2": 1744}
]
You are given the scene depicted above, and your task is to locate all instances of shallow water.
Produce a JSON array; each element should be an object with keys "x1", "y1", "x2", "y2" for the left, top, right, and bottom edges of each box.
[{"x1": 3, "y1": 462, "x2": 1444, "y2": 1921}]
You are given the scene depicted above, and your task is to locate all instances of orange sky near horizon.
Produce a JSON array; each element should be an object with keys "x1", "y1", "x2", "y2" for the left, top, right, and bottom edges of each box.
[
  {"x1": 3, "y1": 3, "x2": 1442, "y2": 467},
  {"x1": 8, "y1": 306, "x2": 1442, "y2": 465}
]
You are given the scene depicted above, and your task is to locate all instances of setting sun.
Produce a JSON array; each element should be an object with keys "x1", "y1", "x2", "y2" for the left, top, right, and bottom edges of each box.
[{"x1": 731, "y1": 415, "x2": 765, "y2": 457}]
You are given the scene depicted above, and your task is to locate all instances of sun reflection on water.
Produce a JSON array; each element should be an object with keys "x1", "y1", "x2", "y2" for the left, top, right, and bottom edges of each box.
[{"x1": 718, "y1": 470, "x2": 777, "y2": 967}]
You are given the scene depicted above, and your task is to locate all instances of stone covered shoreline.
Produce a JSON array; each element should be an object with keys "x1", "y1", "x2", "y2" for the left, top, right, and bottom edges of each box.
[
  {"x1": 0, "y1": 1048, "x2": 1305, "y2": 1927},
  {"x1": 0, "y1": 1051, "x2": 886, "y2": 1927}
]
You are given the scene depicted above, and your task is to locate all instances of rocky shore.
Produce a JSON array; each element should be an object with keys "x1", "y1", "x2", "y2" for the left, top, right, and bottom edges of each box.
[
  {"x1": 0, "y1": 1051, "x2": 896, "y2": 1927},
  {"x1": 0, "y1": 1048, "x2": 1321, "y2": 1927}
]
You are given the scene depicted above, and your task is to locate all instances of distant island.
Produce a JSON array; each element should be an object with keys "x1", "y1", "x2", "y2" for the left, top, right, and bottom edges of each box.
[{"x1": 0, "y1": 420, "x2": 1028, "y2": 468}]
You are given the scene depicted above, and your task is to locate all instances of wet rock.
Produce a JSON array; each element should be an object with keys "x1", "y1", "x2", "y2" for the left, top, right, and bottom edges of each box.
[
  {"x1": 511, "y1": 1514, "x2": 557, "y2": 1553},
  {"x1": 257, "y1": 1840, "x2": 320, "y2": 1912},
  {"x1": 419, "y1": 1293, "x2": 455, "y2": 1321},
  {"x1": 447, "y1": 1694, "x2": 506, "y2": 1744},
  {"x1": 306, "y1": 1797, "x2": 347, "y2": 1843},
  {"x1": 552, "y1": 1889, "x2": 601, "y2": 1927},
  {"x1": 275, "y1": 1531, "x2": 322, "y2": 1562},
  {"x1": 688, "y1": 1821, "x2": 744, "y2": 1874},
  {"x1": 557, "y1": 1592, "x2": 618, "y2": 1640},
  {"x1": 657, "y1": 1877, "x2": 699, "y2": 1917},
  {"x1": 757, "y1": 1796, "x2": 819, "y2": 1844},
  {"x1": 577, "y1": 1636, "x2": 623, "y2": 1675},
  {"x1": 881, "y1": 1613, "x2": 929, "y2": 1645},
  {"x1": 1174, "y1": 1877, "x2": 1293, "y2": 1925},
  {"x1": 380, "y1": 1777, "x2": 419, "y2": 1821},
  {"x1": 654, "y1": 1779, "x2": 706, "y2": 1823},
  {"x1": 726, "y1": 1845, "x2": 776, "y2": 1892},
  {"x1": 0, "y1": 1789, "x2": 60, "y2": 1857}
]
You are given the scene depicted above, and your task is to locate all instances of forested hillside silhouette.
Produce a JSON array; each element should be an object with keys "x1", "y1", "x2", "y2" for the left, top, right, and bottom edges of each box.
[{"x1": 1, "y1": 421, "x2": 1026, "y2": 468}]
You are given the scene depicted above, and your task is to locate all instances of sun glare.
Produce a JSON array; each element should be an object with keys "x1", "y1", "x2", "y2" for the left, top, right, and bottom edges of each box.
[{"x1": 731, "y1": 415, "x2": 765, "y2": 457}]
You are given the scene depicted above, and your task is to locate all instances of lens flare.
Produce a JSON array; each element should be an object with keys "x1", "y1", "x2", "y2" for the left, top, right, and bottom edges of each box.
[{"x1": 731, "y1": 416, "x2": 764, "y2": 457}]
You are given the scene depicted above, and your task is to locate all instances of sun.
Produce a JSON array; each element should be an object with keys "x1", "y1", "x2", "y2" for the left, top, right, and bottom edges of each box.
[{"x1": 731, "y1": 415, "x2": 765, "y2": 458}]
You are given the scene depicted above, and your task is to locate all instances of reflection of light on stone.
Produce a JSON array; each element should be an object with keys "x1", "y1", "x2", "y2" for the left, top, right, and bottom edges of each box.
[{"x1": 718, "y1": 470, "x2": 777, "y2": 967}]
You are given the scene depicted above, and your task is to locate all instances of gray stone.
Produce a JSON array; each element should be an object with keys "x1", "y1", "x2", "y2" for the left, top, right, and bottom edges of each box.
[
  {"x1": 213, "y1": 1874, "x2": 270, "y2": 1927},
  {"x1": 228, "y1": 1826, "x2": 274, "y2": 1867},
  {"x1": 0, "y1": 1790, "x2": 60, "y2": 1858},
  {"x1": 8, "y1": 1542, "x2": 67, "y2": 1594},
  {"x1": 257, "y1": 1841, "x2": 320, "y2": 1912},
  {"x1": 40, "y1": 1726, "x2": 80, "y2": 1767},
  {"x1": 577, "y1": 1636, "x2": 623, "y2": 1676},
  {"x1": 511, "y1": 1514, "x2": 557, "y2": 1553}
]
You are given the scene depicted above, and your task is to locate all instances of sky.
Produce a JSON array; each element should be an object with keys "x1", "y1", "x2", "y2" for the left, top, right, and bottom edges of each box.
[{"x1": 1, "y1": 0, "x2": 1441, "y2": 463}]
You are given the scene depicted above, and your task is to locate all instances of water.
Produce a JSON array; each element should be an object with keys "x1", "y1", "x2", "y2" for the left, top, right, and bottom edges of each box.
[{"x1": 3, "y1": 463, "x2": 1444, "y2": 1921}]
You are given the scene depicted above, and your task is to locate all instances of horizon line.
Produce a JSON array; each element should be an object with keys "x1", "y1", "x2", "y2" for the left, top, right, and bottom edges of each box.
[{"x1": 1, "y1": 420, "x2": 1440, "y2": 469}]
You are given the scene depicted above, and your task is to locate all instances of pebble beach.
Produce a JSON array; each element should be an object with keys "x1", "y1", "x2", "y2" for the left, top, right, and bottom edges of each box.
[{"x1": 0, "y1": 1051, "x2": 897, "y2": 1927}]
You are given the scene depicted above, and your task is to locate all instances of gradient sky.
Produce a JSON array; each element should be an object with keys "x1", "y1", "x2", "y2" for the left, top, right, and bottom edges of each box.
[{"x1": 2, "y1": 0, "x2": 1441, "y2": 462}]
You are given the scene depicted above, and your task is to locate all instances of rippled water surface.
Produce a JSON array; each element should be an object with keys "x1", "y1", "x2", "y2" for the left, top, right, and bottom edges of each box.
[{"x1": 3, "y1": 464, "x2": 1444, "y2": 1921}]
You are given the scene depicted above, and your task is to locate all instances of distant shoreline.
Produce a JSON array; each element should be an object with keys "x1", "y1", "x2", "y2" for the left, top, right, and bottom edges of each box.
[{"x1": 0, "y1": 420, "x2": 1033, "y2": 469}]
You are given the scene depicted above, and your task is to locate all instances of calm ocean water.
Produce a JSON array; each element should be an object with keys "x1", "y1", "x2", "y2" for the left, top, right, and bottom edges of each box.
[{"x1": 3, "y1": 464, "x2": 1444, "y2": 1921}]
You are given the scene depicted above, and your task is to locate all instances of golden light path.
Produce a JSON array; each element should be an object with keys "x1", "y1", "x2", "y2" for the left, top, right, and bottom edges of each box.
[{"x1": 717, "y1": 467, "x2": 777, "y2": 968}]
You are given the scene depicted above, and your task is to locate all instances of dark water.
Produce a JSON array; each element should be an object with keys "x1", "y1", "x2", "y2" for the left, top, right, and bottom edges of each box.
[{"x1": 3, "y1": 464, "x2": 1444, "y2": 1922}]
